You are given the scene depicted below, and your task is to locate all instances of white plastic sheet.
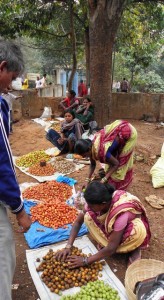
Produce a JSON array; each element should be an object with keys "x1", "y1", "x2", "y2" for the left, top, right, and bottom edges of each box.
[
  {"x1": 26, "y1": 236, "x2": 127, "y2": 300},
  {"x1": 32, "y1": 118, "x2": 57, "y2": 128}
]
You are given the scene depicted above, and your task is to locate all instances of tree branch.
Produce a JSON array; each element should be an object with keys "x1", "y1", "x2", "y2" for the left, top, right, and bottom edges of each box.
[
  {"x1": 30, "y1": 26, "x2": 71, "y2": 38},
  {"x1": 20, "y1": 42, "x2": 71, "y2": 52}
]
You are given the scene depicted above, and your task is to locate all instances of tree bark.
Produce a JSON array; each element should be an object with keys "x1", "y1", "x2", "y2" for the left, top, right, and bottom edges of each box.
[
  {"x1": 67, "y1": 1, "x2": 77, "y2": 91},
  {"x1": 84, "y1": 26, "x2": 90, "y2": 88},
  {"x1": 88, "y1": 0, "x2": 126, "y2": 126}
]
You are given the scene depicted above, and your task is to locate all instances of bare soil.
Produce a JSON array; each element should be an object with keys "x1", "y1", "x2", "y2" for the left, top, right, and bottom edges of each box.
[{"x1": 9, "y1": 118, "x2": 164, "y2": 300}]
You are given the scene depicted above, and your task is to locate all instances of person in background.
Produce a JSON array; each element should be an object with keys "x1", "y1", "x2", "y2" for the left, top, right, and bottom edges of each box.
[
  {"x1": 60, "y1": 90, "x2": 79, "y2": 115},
  {"x1": 40, "y1": 73, "x2": 47, "y2": 88},
  {"x1": 22, "y1": 77, "x2": 28, "y2": 90},
  {"x1": 35, "y1": 76, "x2": 41, "y2": 89},
  {"x1": 120, "y1": 78, "x2": 129, "y2": 93},
  {"x1": 87, "y1": 85, "x2": 90, "y2": 95},
  {"x1": 1, "y1": 88, "x2": 22, "y2": 133},
  {"x1": 74, "y1": 120, "x2": 137, "y2": 190},
  {"x1": 74, "y1": 96, "x2": 94, "y2": 129},
  {"x1": 0, "y1": 39, "x2": 32, "y2": 300},
  {"x1": 115, "y1": 81, "x2": 120, "y2": 92},
  {"x1": 46, "y1": 110, "x2": 84, "y2": 153},
  {"x1": 55, "y1": 181, "x2": 151, "y2": 267},
  {"x1": 78, "y1": 79, "x2": 88, "y2": 97}
]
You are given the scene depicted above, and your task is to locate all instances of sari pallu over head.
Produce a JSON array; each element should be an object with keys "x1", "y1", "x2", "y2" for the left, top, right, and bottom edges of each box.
[{"x1": 84, "y1": 191, "x2": 151, "y2": 253}]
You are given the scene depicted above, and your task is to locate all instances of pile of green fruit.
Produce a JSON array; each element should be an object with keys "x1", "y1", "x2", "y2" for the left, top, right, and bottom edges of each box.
[
  {"x1": 16, "y1": 150, "x2": 50, "y2": 168},
  {"x1": 60, "y1": 280, "x2": 120, "y2": 300}
]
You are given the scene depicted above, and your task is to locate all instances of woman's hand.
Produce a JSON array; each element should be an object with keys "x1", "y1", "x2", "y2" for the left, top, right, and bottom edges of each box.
[
  {"x1": 66, "y1": 255, "x2": 84, "y2": 269},
  {"x1": 55, "y1": 248, "x2": 71, "y2": 261}
]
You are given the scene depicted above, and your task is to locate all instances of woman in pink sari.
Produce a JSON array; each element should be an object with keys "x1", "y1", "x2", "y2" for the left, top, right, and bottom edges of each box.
[
  {"x1": 74, "y1": 120, "x2": 137, "y2": 190},
  {"x1": 55, "y1": 181, "x2": 151, "y2": 268}
]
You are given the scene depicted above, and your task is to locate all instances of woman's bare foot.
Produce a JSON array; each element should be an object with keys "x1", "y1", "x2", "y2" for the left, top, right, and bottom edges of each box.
[{"x1": 128, "y1": 248, "x2": 141, "y2": 267}]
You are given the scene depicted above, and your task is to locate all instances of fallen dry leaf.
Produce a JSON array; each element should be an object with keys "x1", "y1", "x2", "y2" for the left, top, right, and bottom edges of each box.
[{"x1": 145, "y1": 195, "x2": 164, "y2": 209}]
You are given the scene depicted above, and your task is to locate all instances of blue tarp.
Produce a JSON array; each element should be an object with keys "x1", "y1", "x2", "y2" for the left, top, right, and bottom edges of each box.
[
  {"x1": 56, "y1": 175, "x2": 77, "y2": 186},
  {"x1": 24, "y1": 200, "x2": 88, "y2": 249}
]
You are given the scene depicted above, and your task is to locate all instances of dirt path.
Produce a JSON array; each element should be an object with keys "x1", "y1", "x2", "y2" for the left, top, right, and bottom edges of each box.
[{"x1": 9, "y1": 118, "x2": 164, "y2": 300}]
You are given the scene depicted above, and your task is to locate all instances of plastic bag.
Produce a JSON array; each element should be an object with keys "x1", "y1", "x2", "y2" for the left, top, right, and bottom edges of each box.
[
  {"x1": 150, "y1": 143, "x2": 164, "y2": 188},
  {"x1": 82, "y1": 130, "x2": 95, "y2": 141},
  {"x1": 40, "y1": 107, "x2": 52, "y2": 119},
  {"x1": 74, "y1": 190, "x2": 86, "y2": 211},
  {"x1": 12, "y1": 77, "x2": 22, "y2": 90}
]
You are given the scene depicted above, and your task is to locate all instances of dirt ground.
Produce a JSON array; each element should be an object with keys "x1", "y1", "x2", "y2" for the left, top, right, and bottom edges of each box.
[{"x1": 9, "y1": 118, "x2": 164, "y2": 300}]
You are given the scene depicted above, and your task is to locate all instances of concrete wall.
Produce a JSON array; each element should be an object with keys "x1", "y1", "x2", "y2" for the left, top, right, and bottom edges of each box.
[
  {"x1": 37, "y1": 84, "x2": 63, "y2": 97},
  {"x1": 12, "y1": 90, "x2": 164, "y2": 122},
  {"x1": 19, "y1": 90, "x2": 63, "y2": 118},
  {"x1": 112, "y1": 93, "x2": 164, "y2": 121}
]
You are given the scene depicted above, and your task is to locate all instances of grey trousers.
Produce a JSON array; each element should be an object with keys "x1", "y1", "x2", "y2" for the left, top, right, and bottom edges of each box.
[{"x1": 0, "y1": 205, "x2": 16, "y2": 300}]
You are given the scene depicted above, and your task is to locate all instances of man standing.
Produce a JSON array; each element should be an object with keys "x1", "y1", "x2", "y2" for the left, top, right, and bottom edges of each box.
[
  {"x1": 40, "y1": 73, "x2": 47, "y2": 88},
  {"x1": 115, "y1": 81, "x2": 120, "y2": 92},
  {"x1": 35, "y1": 76, "x2": 41, "y2": 89},
  {"x1": 78, "y1": 79, "x2": 87, "y2": 97},
  {"x1": 120, "y1": 78, "x2": 129, "y2": 92},
  {"x1": 0, "y1": 39, "x2": 31, "y2": 300}
]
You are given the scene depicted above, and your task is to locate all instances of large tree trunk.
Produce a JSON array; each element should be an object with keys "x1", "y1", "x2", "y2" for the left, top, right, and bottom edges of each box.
[
  {"x1": 84, "y1": 26, "x2": 90, "y2": 88},
  {"x1": 88, "y1": 0, "x2": 125, "y2": 126},
  {"x1": 68, "y1": 1, "x2": 77, "y2": 91}
]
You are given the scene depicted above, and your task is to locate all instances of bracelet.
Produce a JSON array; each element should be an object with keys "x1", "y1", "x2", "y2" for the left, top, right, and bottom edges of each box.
[
  {"x1": 85, "y1": 177, "x2": 91, "y2": 183},
  {"x1": 65, "y1": 244, "x2": 72, "y2": 249},
  {"x1": 83, "y1": 256, "x2": 89, "y2": 266},
  {"x1": 101, "y1": 176, "x2": 108, "y2": 183}
]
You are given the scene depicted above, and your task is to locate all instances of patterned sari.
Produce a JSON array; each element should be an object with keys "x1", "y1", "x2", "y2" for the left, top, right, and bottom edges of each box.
[
  {"x1": 84, "y1": 190, "x2": 151, "y2": 253},
  {"x1": 92, "y1": 120, "x2": 137, "y2": 189}
]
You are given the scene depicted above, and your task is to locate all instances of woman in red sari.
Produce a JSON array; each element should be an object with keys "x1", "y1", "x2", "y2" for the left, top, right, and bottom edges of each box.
[
  {"x1": 74, "y1": 120, "x2": 137, "y2": 190},
  {"x1": 55, "y1": 181, "x2": 151, "y2": 268}
]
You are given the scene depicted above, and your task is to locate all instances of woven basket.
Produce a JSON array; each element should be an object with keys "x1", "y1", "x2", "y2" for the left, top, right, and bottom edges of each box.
[{"x1": 125, "y1": 259, "x2": 164, "y2": 300}]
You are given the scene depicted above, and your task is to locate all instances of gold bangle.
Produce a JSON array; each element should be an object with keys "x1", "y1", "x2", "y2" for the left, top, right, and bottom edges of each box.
[
  {"x1": 102, "y1": 176, "x2": 108, "y2": 183},
  {"x1": 85, "y1": 178, "x2": 91, "y2": 183}
]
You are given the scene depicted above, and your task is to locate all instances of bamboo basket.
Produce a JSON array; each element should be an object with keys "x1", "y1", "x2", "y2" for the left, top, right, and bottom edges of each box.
[{"x1": 125, "y1": 259, "x2": 164, "y2": 300}]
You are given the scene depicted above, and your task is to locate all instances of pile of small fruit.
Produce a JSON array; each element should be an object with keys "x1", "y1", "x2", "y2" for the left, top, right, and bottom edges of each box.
[
  {"x1": 31, "y1": 202, "x2": 78, "y2": 229},
  {"x1": 16, "y1": 150, "x2": 50, "y2": 168},
  {"x1": 28, "y1": 162, "x2": 55, "y2": 176},
  {"x1": 52, "y1": 159, "x2": 76, "y2": 174},
  {"x1": 61, "y1": 280, "x2": 120, "y2": 300},
  {"x1": 36, "y1": 247, "x2": 104, "y2": 295},
  {"x1": 22, "y1": 180, "x2": 72, "y2": 202},
  {"x1": 50, "y1": 122, "x2": 61, "y2": 132}
]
